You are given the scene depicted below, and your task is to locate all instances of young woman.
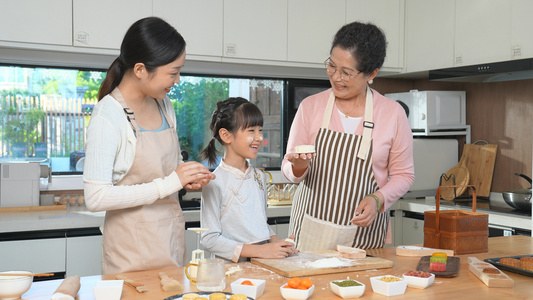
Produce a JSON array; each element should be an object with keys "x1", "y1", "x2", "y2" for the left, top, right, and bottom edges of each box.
[
  {"x1": 84, "y1": 17, "x2": 215, "y2": 274},
  {"x1": 199, "y1": 97, "x2": 296, "y2": 262}
]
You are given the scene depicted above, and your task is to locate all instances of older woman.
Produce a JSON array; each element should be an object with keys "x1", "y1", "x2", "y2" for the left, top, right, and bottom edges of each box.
[{"x1": 282, "y1": 21, "x2": 414, "y2": 250}]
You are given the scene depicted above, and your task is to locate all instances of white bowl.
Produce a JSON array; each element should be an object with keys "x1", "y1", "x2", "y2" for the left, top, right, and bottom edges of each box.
[
  {"x1": 330, "y1": 280, "x2": 365, "y2": 298},
  {"x1": 231, "y1": 278, "x2": 266, "y2": 299},
  {"x1": 0, "y1": 271, "x2": 33, "y2": 300},
  {"x1": 93, "y1": 280, "x2": 124, "y2": 300},
  {"x1": 369, "y1": 275, "x2": 407, "y2": 297},
  {"x1": 403, "y1": 272, "x2": 435, "y2": 289},
  {"x1": 280, "y1": 283, "x2": 314, "y2": 300}
]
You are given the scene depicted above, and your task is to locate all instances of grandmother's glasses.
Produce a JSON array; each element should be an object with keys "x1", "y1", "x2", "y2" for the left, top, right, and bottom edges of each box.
[{"x1": 324, "y1": 57, "x2": 361, "y2": 81}]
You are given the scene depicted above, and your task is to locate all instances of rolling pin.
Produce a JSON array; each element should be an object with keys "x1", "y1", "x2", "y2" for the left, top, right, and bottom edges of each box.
[{"x1": 51, "y1": 276, "x2": 81, "y2": 300}]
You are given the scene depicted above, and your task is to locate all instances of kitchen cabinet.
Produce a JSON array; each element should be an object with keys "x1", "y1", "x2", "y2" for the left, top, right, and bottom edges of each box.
[
  {"x1": 0, "y1": 0, "x2": 72, "y2": 46},
  {"x1": 287, "y1": 0, "x2": 346, "y2": 64},
  {"x1": 401, "y1": 212, "x2": 425, "y2": 245},
  {"x1": 454, "y1": 0, "x2": 512, "y2": 66},
  {"x1": 511, "y1": 0, "x2": 533, "y2": 59},
  {"x1": 223, "y1": 0, "x2": 288, "y2": 62},
  {"x1": 0, "y1": 238, "x2": 66, "y2": 274},
  {"x1": 404, "y1": 0, "x2": 455, "y2": 72},
  {"x1": 346, "y1": 0, "x2": 404, "y2": 70},
  {"x1": 153, "y1": 0, "x2": 223, "y2": 58},
  {"x1": 73, "y1": 0, "x2": 152, "y2": 49},
  {"x1": 66, "y1": 236, "x2": 102, "y2": 277}
]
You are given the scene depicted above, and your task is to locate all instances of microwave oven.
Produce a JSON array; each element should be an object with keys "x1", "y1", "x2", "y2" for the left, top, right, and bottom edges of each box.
[{"x1": 385, "y1": 90, "x2": 468, "y2": 135}]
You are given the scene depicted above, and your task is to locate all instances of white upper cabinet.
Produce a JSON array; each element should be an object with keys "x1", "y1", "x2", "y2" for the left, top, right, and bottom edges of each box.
[
  {"x1": 345, "y1": 0, "x2": 404, "y2": 70},
  {"x1": 223, "y1": 0, "x2": 288, "y2": 61},
  {"x1": 511, "y1": 0, "x2": 533, "y2": 59},
  {"x1": 0, "y1": 0, "x2": 72, "y2": 46},
  {"x1": 404, "y1": 0, "x2": 455, "y2": 72},
  {"x1": 287, "y1": 0, "x2": 346, "y2": 64},
  {"x1": 454, "y1": 0, "x2": 512, "y2": 66},
  {"x1": 73, "y1": 0, "x2": 152, "y2": 49},
  {"x1": 153, "y1": 0, "x2": 223, "y2": 57}
]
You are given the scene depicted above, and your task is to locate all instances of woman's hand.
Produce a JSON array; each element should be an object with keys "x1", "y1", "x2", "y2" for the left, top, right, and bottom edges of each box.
[
  {"x1": 350, "y1": 195, "x2": 379, "y2": 227},
  {"x1": 175, "y1": 161, "x2": 216, "y2": 189},
  {"x1": 284, "y1": 152, "x2": 316, "y2": 177}
]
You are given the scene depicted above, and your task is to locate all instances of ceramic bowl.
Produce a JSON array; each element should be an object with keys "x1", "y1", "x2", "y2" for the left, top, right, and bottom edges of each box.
[
  {"x1": 231, "y1": 278, "x2": 266, "y2": 299},
  {"x1": 330, "y1": 279, "x2": 365, "y2": 298},
  {"x1": 93, "y1": 280, "x2": 124, "y2": 300},
  {"x1": 0, "y1": 271, "x2": 33, "y2": 300},
  {"x1": 403, "y1": 272, "x2": 435, "y2": 289},
  {"x1": 280, "y1": 283, "x2": 314, "y2": 300},
  {"x1": 369, "y1": 275, "x2": 407, "y2": 297}
]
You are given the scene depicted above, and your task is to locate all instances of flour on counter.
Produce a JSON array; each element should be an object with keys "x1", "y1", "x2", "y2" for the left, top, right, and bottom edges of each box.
[{"x1": 304, "y1": 257, "x2": 352, "y2": 269}]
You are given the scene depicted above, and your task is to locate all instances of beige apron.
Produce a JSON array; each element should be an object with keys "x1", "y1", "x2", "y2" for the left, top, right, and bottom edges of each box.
[
  {"x1": 102, "y1": 88, "x2": 186, "y2": 274},
  {"x1": 289, "y1": 87, "x2": 389, "y2": 251}
]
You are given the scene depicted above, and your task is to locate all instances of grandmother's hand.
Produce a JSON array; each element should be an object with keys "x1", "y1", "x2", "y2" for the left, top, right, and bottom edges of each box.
[
  {"x1": 284, "y1": 152, "x2": 316, "y2": 177},
  {"x1": 350, "y1": 196, "x2": 379, "y2": 227}
]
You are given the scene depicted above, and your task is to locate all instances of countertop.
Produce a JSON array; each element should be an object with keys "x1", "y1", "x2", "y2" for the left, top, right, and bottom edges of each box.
[
  {"x1": 0, "y1": 205, "x2": 294, "y2": 234},
  {"x1": 22, "y1": 235, "x2": 533, "y2": 299},
  {"x1": 0, "y1": 198, "x2": 530, "y2": 235}
]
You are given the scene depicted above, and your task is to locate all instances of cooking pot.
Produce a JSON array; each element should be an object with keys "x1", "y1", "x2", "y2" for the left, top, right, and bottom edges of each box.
[{"x1": 502, "y1": 173, "x2": 532, "y2": 211}]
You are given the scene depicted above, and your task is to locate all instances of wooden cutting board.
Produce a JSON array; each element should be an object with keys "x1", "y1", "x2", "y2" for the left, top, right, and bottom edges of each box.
[
  {"x1": 463, "y1": 143, "x2": 498, "y2": 198},
  {"x1": 251, "y1": 250, "x2": 393, "y2": 277},
  {"x1": 440, "y1": 151, "x2": 470, "y2": 200}
]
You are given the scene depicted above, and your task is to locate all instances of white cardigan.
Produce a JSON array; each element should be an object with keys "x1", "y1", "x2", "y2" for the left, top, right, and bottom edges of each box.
[{"x1": 83, "y1": 95, "x2": 183, "y2": 212}]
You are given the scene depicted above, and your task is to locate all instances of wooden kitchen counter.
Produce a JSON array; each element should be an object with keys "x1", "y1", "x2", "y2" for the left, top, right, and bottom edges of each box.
[{"x1": 23, "y1": 236, "x2": 533, "y2": 300}]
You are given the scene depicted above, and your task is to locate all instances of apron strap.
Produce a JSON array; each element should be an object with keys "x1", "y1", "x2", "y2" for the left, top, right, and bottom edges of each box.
[
  {"x1": 321, "y1": 87, "x2": 374, "y2": 160},
  {"x1": 357, "y1": 86, "x2": 374, "y2": 160}
]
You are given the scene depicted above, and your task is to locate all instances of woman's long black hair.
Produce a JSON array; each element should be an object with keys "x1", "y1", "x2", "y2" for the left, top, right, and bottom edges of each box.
[
  {"x1": 97, "y1": 17, "x2": 186, "y2": 100},
  {"x1": 199, "y1": 97, "x2": 263, "y2": 167}
]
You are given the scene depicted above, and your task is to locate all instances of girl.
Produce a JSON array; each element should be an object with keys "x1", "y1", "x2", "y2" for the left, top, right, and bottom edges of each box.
[
  {"x1": 199, "y1": 97, "x2": 296, "y2": 262},
  {"x1": 84, "y1": 17, "x2": 215, "y2": 274}
]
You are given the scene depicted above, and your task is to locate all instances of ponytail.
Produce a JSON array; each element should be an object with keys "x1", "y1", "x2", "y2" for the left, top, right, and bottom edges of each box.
[
  {"x1": 199, "y1": 138, "x2": 219, "y2": 167},
  {"x1": 97, "y1": 57, "x2": 125, "y2": 101}
]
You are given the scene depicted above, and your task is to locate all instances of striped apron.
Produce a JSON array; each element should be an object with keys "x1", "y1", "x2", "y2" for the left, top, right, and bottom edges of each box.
[{"x1": 289, "y1": 87, "x2": 389, "y2": 251}]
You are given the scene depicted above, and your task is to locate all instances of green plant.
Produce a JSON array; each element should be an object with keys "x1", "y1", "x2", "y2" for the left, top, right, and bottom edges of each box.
[{"x1": 2, "y1": 107, "x2": 46, "y2": 144}]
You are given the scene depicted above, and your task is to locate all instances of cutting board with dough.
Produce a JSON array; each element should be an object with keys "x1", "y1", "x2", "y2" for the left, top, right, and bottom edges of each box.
[{"x1": 251, "y1": 250, "x2": 393, "y2": 277}]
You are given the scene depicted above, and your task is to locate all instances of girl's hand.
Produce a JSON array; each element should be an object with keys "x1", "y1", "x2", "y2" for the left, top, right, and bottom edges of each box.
[
  {"x1": 255, "y1": 240, "x2": 297, "y2": 259},
  {"x1": 284, "y1": 152, "x2": 316, "y2": 177},
  {"x1": 350, "y1": 196, "x2": 378, "y2": 227},
  {"x1": 175, "y1": 161, "x2": 215, "y2": 189}
]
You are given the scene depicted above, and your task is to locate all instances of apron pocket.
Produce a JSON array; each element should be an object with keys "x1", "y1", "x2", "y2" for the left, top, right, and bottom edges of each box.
[
  {"x1": 136, "y1": 214, "x2": 186, "y2": 269},
  {"x1": 298, "y1": 214, "x2": 358, "y2": 252}
]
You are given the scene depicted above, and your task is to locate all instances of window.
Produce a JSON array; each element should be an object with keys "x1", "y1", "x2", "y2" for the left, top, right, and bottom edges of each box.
[{"x1": 0, "y1": 65, "x2": 283, "y2": 173}]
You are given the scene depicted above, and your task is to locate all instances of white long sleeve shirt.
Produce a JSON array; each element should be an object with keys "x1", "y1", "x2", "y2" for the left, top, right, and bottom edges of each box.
[
  {"x1": 200, "y1": 161, "x2": 276, "y2": 262},
  {"x1": 83, "y1": 95, "x2": 183, "y2": 212}
]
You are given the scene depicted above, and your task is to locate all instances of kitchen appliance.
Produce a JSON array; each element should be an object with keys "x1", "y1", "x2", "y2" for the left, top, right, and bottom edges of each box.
[
  {"x1": 404, "y1": 138, "x2": 459, "y2": 199},
  {"x1": 385, "y1": 90, "x2": 470, "y2": 139},
  {"x1": 0, "y1": 162, "x2": 41, "y2": 207},
  {"x1": 429, "y1": 58, "x2": 533, "y2": 83}
]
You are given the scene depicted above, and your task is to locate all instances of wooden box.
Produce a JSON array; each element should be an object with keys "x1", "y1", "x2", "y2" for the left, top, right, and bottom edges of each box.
[{"x1": 424, "y1": 185, "x2": 488, "y2": 255}]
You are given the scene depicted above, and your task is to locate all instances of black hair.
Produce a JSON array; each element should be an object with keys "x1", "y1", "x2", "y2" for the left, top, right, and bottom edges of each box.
[
  {"x1": 199, "y1": 97, "x2": 263, "y2": 167},
  {"x1": 331, "y1": 21, "x2": 387, "y2": 74},
  {"x1": 97, "y1": 17, "x2": 186, "y2": 100}
]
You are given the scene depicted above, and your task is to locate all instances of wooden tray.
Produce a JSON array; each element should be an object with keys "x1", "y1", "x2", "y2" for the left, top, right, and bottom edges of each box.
[
  {"x1": 468, "y1": 257, "x2": 514, "y2": 288},
  {"x1": 485, "y1": 255, "x2": 533, "y2": 277},
  {"x1": 0, "y1": 203, "x2": 66, "y2": 213},
  {"x1": 416, "y1": 256, "x2": 460, "y2": 277}
]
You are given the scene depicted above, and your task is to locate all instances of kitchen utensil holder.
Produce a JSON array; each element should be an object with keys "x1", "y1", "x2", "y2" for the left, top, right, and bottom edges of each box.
[{"x1": 424, "y1": 185, "x2": 488, "y2": 255}]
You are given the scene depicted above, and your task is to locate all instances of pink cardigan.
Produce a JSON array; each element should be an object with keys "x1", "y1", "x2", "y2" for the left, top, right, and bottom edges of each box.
[{"x1": 282, "y1": 88, "x2": 415, "y2": 212}]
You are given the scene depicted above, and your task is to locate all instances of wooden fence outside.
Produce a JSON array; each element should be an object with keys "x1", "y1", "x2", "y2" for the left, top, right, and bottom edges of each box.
[{"x1": 0, "y1": 96, "x2": 97, "y2": 158}]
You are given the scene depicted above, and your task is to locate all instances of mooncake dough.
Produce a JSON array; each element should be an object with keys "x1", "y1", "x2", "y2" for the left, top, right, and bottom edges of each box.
[
  {"x1": 209, "y1": 293, "x2": 226, "y2": 300},
  {"x1": 181, "y1": 293, "x2": 200, "y2": 300},
  {"x1": 229, "y1": 294, "x2": 248, "y2": 300}
]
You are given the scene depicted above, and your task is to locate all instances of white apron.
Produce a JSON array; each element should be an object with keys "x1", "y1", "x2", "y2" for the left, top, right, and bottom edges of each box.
[
  {"x1": 289, "y1": 87, "x2": 390, "y2": 251},
  {"x1": 102, "y1": 88, "x2": 186, "y2": 274}
]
